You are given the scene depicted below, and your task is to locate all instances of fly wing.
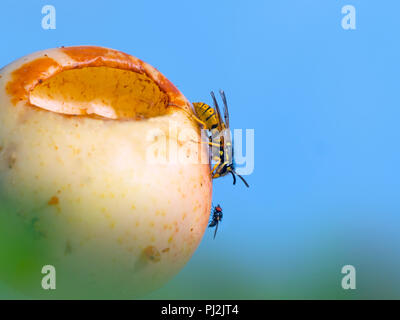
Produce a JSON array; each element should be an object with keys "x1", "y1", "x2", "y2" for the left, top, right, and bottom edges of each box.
[
  {"x1": 210, "y1": 91, "x2": 225, "y2": 130},
  {"x1": 213, "y1": 221, "x2": 219, "y2": 239},
  {"x1": 219, "y1": 90, "x2": 230, "y2": 129},
  {"x1": 208, "y1": 220, "x2": 217, "y2": 227}
]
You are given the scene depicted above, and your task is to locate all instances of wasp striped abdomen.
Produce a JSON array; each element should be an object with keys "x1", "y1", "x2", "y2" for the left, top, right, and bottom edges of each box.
[{"x1": 192, "y1": 102, "x2": 220, "y2": 131}]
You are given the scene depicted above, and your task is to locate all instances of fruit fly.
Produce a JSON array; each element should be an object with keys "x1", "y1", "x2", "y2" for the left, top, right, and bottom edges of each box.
[
  {"x1": 208, "y1": 204, "x2": 223, "y2": 239},
  {"x1": 193, "y1": 90, "x2": 249, "y2": 187}
]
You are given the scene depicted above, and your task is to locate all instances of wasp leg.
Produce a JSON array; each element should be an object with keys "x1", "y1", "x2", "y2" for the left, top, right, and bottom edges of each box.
[
  {"x1": 168, "y1": 103, "x2": 207, "y2": 128},
  {"x1": 190, "y1": 114, "x2": 207, "y2": 128},
  {"x1": 211, "y1": 159, "x2": 221, "y2": 178},
  {"x1": 188, "y1": 140, "x2": 221, "y2": 160},
  {"x1": 192, "y1": 140, "x2": 221, "y2": 147}
]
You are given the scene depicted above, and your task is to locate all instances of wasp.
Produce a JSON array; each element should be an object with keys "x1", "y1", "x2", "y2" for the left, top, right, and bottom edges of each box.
[
  {"x1": 192, "y1": 90, "x2": 249, "y2": 187},
  {"x1": 208, "y1": 204, "x2": 223, "y2": 239}
]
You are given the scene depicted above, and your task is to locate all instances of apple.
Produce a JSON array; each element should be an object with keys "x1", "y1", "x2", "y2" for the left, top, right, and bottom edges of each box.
[{"x1": 0, "y1": 46, "x2": 212, "y2": 298}]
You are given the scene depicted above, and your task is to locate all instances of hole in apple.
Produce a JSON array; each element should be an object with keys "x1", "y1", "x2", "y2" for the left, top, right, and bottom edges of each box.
[{"x1": 29, "y1": 66, "x2": 169, "y2": 120}]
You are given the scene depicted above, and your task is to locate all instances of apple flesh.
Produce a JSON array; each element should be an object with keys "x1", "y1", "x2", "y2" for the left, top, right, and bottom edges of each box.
[{"x1": 0, "y1": 46, "x2": 211, "y2": 298}]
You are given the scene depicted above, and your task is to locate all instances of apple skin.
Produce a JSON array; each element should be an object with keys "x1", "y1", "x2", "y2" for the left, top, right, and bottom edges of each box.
[{"x1": 0, "y1": 47, "x2": 212, "y2": 298}]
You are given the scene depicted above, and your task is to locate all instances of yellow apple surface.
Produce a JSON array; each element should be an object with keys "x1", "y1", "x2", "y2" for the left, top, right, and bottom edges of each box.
[{"x1": 0, "y1": 46, "x2": 212, "y2": 298}]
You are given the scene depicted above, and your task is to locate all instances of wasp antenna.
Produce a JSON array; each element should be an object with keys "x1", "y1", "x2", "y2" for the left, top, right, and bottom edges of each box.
[
  {"x1": 238, "y1": 174, "x2": 250, "y2": 188},
  {"x1": 233, "y1": 170, "x2": 249, "y2": 188},
  {"x1": 230, "y1": 171, "x2": 236, "y2": 185}
]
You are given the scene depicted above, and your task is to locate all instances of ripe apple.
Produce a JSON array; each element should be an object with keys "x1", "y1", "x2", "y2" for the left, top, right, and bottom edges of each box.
[{"x1": 0, "y1": 46, "x2": 212, "y2": 298}]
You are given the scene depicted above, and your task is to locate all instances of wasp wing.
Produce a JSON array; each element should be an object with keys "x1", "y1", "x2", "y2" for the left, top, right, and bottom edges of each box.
[
  {"x1": 216, "y1": 90, "x2": 233, "y2": 165},
  {"x1": 219, "y1": 90, "x2": 230, "y2": 129},
  {"x1": 210, "y1": 91, "x2": 225, "y2": 130}
]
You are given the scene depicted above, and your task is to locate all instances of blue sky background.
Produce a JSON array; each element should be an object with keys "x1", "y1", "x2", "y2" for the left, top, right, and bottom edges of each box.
[{"x1": 1, "y1": 0, "x2": 400, "y2": 298}]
